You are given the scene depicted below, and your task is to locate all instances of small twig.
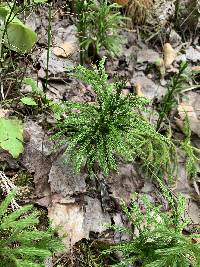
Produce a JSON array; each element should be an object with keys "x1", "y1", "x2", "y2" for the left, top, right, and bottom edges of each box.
[
  {"x1": 45, "y1": 3, "x2": 52, "y2": 90},
  {"x1": 0, "y1": 171, "x2": 20, "y2": 210}
]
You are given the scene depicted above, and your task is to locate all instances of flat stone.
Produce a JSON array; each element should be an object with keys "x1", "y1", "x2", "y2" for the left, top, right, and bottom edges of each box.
[
  {"x1": 38, "y1": 49, "x2": 74, "y2": 78},
  {"x1": 131, "y1": 73, "x2": 166, "y2": 100},
  {"x1": 187, "y1": 200, "x2": 200, "y2": 224},
  {"x1": 83, "y1": 196, "x2": 111, "y2": 234},
  {"x1": 48, "y1": 196, "x2": 111, "y2": 250},
  {"x1": 48, "y1": 203, "x2": 85, "y2": 249},
  {"x1": 48, "y1": 154, "x2": 86, "y2": 197},
  {"x1": 137, "y1": 49, "x2": 160, "y2": 64},
  {"x1": 175, "y1": 163, "x2": 194, "y2": 194},
  {"x1": 21, "y1": 121, "x2": 53, "y2": 196},
  {"x1": 186, "y1": 46, "x2": 200, "y2": 62},
  {"x1": 108, "y1": 163, "x2": 143, "y2": 203}
]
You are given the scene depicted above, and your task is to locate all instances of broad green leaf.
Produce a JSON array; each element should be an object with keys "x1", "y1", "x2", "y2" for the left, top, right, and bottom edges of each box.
[
  {"x1": 20, "y1": 97, "x2": 37, "y2": 106},
  {"x1": 0, "y1": 6, "x2": 37, "y2": 53},
  {"x1": 0, "y1": 118, "x2": 24, "y2": 158},
  {"x1": 4, "y1": 21, "x2": 37, "y2": 53}
]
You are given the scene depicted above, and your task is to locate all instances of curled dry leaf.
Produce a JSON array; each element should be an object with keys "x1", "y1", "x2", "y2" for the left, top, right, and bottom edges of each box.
[
  {"x1": 134, "y1": 83, "x2": 144, "y2": 97},
  {"x1": 53, "y1": 41, "x2": 77, "y2": 58},
  {"x1": 163, "y1": 43, "x2": 176, "y2": 68}
]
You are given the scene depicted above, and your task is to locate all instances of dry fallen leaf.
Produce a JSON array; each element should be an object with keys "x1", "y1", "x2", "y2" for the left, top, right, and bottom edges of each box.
[
  {"x1": 175, "y1": 117, "x2": 184, "y2": 132},
  {"x1": 53, "y1": 41, "x2": 77, "y2": 58},
  {"x1": 192, "y1": 66, "x2": 200, "y2": 72},
  {"x1": 134, "y1": 83, "x2": 144, "y2": 97},
  {"x1": 163, "y1": 43, "x2": 176, "y2": 68},
  {"x1": 115, "y1": 0, "x2": 129, "y2": 5}
]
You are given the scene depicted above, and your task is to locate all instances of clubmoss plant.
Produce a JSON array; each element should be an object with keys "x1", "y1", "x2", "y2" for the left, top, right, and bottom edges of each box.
[
  {"x1": 52, "y1": 57, "x2": 176, "y2": 178},
  {"x1": 102, "y1": 192, "x2": 200, "y2": 267},
  {"x1": 0, "y1": 190, "x2": 64, "y2": 267}
]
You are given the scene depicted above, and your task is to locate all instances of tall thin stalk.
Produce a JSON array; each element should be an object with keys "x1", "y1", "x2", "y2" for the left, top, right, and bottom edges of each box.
[
  {"x1": 45, "y1": 2, "x2": 52, "y2": 90},
  {"x1": 76, "y1": 0, "x2": 90, "y2": 65}
]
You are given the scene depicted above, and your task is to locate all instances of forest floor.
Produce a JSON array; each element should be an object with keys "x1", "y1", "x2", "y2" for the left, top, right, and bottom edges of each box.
[{"x1": 0, "y1": 1, "x2": 200, "y2": 266}]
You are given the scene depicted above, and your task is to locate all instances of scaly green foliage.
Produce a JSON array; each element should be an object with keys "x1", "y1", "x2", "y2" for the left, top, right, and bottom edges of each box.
[
  {"x1": 180, "y1": 116, "x2": 200, "y2": 181},
  {"x1": 102, "y1": 193, "x2": 200, "y2": 267},
  {"x1": 76, "y1": 0, "x2": 125, "y2": 64},
  {"x1": 53, "y1": 58, "x2": 175, "y2": 177},
  {"x1": 156, "y1": 62, "x2": 192, "y2": 131},
  {"x1": 0, "y1": 118, "x2": 24, "y2": 158},
  {"x1": 0, "y1": 190, "x2": 64, "y2": 267}
]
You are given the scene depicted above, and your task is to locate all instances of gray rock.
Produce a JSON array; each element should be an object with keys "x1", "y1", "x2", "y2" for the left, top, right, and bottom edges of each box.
[
  {"x1": 186, "y1": 46, "x2": 200, "y2": 62},
  {"x1": 112, "y1": 213, "x2": 130, "y2": 242},
  {"x1": 48, "y1": 196, "x2": 111, "y2": 250},
  {"x1": 187, "y1": 200, "x2": 200, "y2": 224},
  {"x1": 83, "y1": 196, "x2": 111, "y2": 234},
  {"x1": 131, "y1": 73, "x2": 166, "y2": 100},
  {"x1": 46, "y1": 82, "x2": 66, "y2": 100},
  {"x1": 38, "y1": 49, "x2": 74, "y2": 78},
  {"x1": 21, "y1": 121, "x2": 53, "y2": 196},
  {"x1": 25, "y1": 12, "x2": 39, "y2": 32},
  {"x1": 178, "y1": 92, "x2": 200, "y2": 137},
  {"x1": 169, "y1": 29, "x2": 182, "y2": 47},
  {"x1": 137, "y1": 49, "x2": 160, "y2": 64},
  {"x1": 20, "y1": 79, "x2": 43, "y2": 94},
  {"x1": 48, "y1": 154, "x2": 86, "y2": 197},
  {"x1": 141, "y1": 181, "x2": 155, "y2": 193},
  {"x1": 108, "y1": 163, "x2": 143, "y2": 203},
  {"x1": 175, "y1": 163, "x2": 194, "y2": 194},
  {"x1": 175, "y1": 53, "x2": 187, "y2": 63},
  {"x1": 53, "y1": 25, "x2": 77, "y2": 44}
]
